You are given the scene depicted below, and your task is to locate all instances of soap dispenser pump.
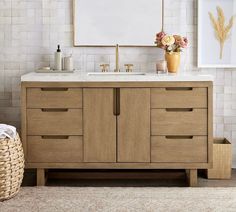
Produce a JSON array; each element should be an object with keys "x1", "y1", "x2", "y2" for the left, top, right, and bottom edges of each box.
[
  {"x1": 57, "y1": 45, "x2": 61, "y2": 52},
  {"x1": 54, "y1": 45, "x2": 62, "y2": 71}
]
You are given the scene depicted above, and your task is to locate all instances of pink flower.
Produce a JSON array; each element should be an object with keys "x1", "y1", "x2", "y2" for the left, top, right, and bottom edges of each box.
[
  {"x1": 173, "y1": 35, "x2": 183, "y2": 45},
  {"x1": 156, "y1": 31, "x2": 166, "y2": 42},
  {"x1": 155, "y1": 32, "x2": 167, "y2": 50},
  {"x1": 180, "y1": 37, "x2": 188, "y2": 48},
  {"x1": 155, "y1": 33, "x2": 188, "y2": 52}
]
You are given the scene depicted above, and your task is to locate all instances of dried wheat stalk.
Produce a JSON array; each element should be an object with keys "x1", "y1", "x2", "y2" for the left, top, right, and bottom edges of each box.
[{"x1": 209, "y1": 6, "x2": 235, "y2": 59}]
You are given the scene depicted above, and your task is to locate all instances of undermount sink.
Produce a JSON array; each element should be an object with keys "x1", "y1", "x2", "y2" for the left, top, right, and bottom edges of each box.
[{"x1": 87, "y1": 72, "x2": 146, "y2": 76}]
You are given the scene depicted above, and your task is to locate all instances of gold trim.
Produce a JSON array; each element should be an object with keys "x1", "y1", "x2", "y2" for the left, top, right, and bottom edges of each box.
[
  {"x1": 162, "y1": 0, "x2": 165, "y2": 32},
  {"x1": 73, "y1": 0, "x2": 76, "y2": 47},
  {"x1": 114, "y1": 44, "x2": 120, "y2": 72}
]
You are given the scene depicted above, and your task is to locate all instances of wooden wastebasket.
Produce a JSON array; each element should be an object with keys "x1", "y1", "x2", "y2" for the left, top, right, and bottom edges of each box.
[{"x1": 207, "y1": 138, "x2": 232, "y2": 179}]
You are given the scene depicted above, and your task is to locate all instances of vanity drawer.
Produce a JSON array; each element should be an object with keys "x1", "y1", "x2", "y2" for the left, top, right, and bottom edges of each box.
[
  {"x1": 151, "y1": 136, "x2": 208, "y2": 163},
  {"x1": 27, "y1": 136, "x2": 83, "y2": 163},
  {"x1": 151, "y1": 109, "x2": 207, "y2": 135},
  {"x1": 27, "y1": 88, "x2": 82, "y2": 108},
  {"x1": 151, "y1": 88, "x2": 207, "y2": 108},
  {"x1": 27, "y1": 109, "x2": 83, "y2": 135}
]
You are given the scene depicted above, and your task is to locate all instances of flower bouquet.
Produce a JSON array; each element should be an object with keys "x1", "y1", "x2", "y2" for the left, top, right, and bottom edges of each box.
[{"x1": 155, "y1": 32, "x2": 188, "y2": 73}]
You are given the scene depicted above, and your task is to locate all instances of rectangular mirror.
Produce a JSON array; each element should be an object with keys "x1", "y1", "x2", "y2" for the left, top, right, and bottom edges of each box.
[{"x1": 73, "y1": 0, "x2": 163, "y2": 46}]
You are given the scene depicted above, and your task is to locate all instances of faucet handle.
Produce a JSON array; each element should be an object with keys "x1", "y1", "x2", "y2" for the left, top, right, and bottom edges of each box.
[
  {"x1": 100, "y1": 64, "x2": 109, "y2": 72},
  {"x1": 124, "y1": 64, "x2": 134, "y2": 72}
]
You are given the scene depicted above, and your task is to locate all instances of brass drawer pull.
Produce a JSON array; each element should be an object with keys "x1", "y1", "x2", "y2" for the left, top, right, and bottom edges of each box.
[
  {"x1": 41, "y1": 136, "x2": 69, "y2": 140},
  {"x1": 165, "y1": 87, "x2": 193, "y2": 91},
  {"x1": 41, "y1": 108, "x2": 69, "y2": 112},
  {"x1": 116, "y1": 88, "x2": 120, "y2": 116},
  {"x1": 165, "y1": 108, "x2": 193, "y2": 112},
  {"x1": 41, "y1": 88, "x2": 69, "y2": 91},
  {"x1": 165, "y1": 136, "x2": 193, "y2": 140}
]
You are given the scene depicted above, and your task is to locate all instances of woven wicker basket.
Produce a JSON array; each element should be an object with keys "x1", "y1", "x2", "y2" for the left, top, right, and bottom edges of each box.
[{"x1": 0, "y1": 133, "x2": 24, "y2": 201}]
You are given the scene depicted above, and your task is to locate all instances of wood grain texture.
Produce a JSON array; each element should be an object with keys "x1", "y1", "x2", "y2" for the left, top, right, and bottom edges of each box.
[
  {"x1": 37, "y1": 168, "x2": 45, "y2": 186},
  {"x1": 27, "y1": 88, "x2": 82, "y2": 108},
  {"x1": 186, "y1": 169, "x2": 198, "y2": 187},
  {"x1": 27, "y1": 109, "x2": 83, "y2": 135},
  {"x1": 207, "y1": 138, "x2": 232, "y2": 179},
  {"x1": 208, "y1": 84, "x2": 213, "y2": 165},
  {"x1": 151, "y1": 136, "x2": 208, "y2": 163},
  {"x1": 118, "y1": 88, "x2": 150, "y2": 162},
  {"x1": 151, "y1": 109, "x2": 208, "y2": 135},
  {"x1": 21, "y1": 83, "x2": 27, "y2": 160},
  {"x1": 151, "y1": 88, "x2": 207, "y2": 108},
  {"x1": 26, "y1": 162, "x2": 211, "y2": 169},
  {"x1": 83, "y1": 89, "x2": 116, "y2": 162},
  {"x1": 22, "y1": 81, "x2": 212, "y2": 88},
  {"x1": 22, "y1": 81, "x2": 213, "y2": 181},
  {"x1": 27, "y1": 136, "x2": 83, "y2": 163}
]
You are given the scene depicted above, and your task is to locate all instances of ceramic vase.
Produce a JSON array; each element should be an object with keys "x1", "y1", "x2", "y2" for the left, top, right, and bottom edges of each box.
[{"x1": 165, "y1": 52, "x2": 180, "y2": 73}]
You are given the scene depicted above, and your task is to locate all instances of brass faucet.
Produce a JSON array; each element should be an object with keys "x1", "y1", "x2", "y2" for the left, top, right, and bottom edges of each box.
[
  {"x1": 124, "y1": 64, "x2": 134, "y2": 72},
  {"x1": 100, "y1": 64, "x2": 109, "y2": 72},
  {"x1": 114, "y1": 44, "x2": 120, "y2": 72}
]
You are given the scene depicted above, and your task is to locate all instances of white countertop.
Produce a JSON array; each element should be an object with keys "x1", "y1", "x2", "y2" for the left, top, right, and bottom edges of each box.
[{"x1": 21, "y1": 71, "x2": 214, "y2": 82}]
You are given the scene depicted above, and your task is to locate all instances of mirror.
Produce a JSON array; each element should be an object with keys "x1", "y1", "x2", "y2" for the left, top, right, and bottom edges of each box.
[{"x1": 73, "y1": 0, "x2": 163, "y2": 46}]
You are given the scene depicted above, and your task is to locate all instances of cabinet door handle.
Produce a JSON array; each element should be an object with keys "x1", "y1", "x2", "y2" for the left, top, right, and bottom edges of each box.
[
  {"x1": 116, "y1": 88, "x2": 120, "y2": 116},
  {"x1": 165, "y1": 87, "x2": 193, "y2": 91},
  {"x1": 165, "y1": 136, "x2": 193, "y2": 140},
  {"x1": 41, "y1": 88, "x2": 69, "y2": 91},
  {"x1": 165, "y1": 108, "x2": 193, "y2": 112},
  {"x1": 41, "y1": 136, "x2": 69, "y2": 140},
  {"x1": 41, "y1": 108, "x2": 69, "y2": 112},
  {"x1": 113, "y1": 89, "x2": 117, "y2": 116},
  {"x1": 113, "y1": 88, "x2": 120, "y2": 116}
]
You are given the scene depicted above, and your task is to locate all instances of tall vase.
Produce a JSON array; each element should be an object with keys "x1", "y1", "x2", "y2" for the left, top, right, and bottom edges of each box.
[{"x1": 165, "y1": 52, "x2": 181, "y2": 73}]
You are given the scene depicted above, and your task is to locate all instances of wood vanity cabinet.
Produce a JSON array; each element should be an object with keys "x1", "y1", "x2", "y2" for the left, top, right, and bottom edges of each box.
[
  {"x1": 117, "y1": 88, "x2": 150, "y2": 163},
  {"x1": 83, "y1": 88, "x2": 150, "y2": 163},
  {"x1": 21, "y1": 81, "x2": 213, "y2": 187},
  {"x1": 83, "y1": 88, "x2": 116, "y2": 163}
]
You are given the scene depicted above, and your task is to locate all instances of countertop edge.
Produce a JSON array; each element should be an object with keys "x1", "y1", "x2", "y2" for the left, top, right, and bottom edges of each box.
[{"x1": 20, "y1": 72, "x2": 215, "y2": 82}]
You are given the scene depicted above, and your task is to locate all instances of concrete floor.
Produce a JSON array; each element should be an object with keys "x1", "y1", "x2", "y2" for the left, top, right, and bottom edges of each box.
[{"x1": 22, "y1": 169, "x2": 236, "y2": 187}]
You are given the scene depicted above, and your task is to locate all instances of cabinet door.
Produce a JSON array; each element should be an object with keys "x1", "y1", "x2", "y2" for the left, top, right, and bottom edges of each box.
[
  {"x1": 118, "y1": 88, "x2": 150, "y2": 162},
  {"x1": 83, "y1": 89, "x2": 116, "y2": 162}
]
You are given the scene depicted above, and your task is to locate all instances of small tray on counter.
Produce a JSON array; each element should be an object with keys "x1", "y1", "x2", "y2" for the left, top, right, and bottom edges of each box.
[{"x1": 36, "y1": 69, "x2": 75, "y2": 73}]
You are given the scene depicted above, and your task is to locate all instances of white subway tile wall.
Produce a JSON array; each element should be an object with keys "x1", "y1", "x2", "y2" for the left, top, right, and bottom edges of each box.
[{"x1": 0, "y1": 0, "x2": 235, "y2": 166}]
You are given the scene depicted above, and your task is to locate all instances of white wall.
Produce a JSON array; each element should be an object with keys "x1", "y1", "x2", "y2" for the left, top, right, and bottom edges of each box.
[{"x1": 0, "y1": 0, "x2": 235, "y2": 167}]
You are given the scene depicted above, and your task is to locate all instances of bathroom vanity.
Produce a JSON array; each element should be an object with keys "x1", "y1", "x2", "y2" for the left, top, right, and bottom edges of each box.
[{"x1": 21, "y1": 72, "x2": 213, "y2": 187}]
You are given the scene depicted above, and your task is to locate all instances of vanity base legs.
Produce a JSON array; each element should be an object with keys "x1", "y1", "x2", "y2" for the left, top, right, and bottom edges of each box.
[
  {"x1": 35, "y1": 169, "x2": 198, "y2": 187},
  {"x1": 37, "y1": 168, "x2": 46, "y2": 186},
  {"x1": 186, "y1": 169, "x2": 198, "y2": 187}
]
